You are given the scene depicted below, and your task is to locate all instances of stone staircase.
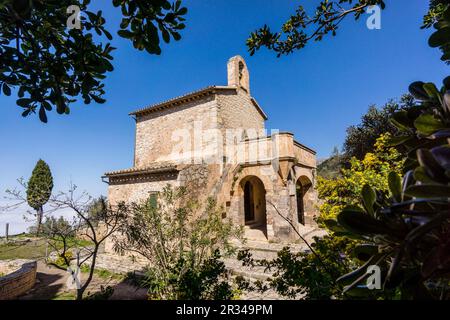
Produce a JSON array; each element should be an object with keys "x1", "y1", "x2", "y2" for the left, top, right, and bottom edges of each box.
[
  {"x1": 244, "y1": 223, "x2": 268, "y2": 242},
  {"x1": 208, "y1": 163, "x2": 234, "y2": 199},
  {"x1": 224, "y1": 227, "x2": 327, "y2": 282}
]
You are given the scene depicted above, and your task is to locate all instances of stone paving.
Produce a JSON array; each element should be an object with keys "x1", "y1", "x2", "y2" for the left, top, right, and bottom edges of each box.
[{"x1": 90, "y1": 253, "x2": 147, "y2": 275}]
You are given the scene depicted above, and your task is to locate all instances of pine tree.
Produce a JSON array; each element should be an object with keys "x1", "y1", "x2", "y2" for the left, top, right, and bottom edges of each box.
[{"x1": 27, "y1": 159, "x2": 53, "y2": 235}]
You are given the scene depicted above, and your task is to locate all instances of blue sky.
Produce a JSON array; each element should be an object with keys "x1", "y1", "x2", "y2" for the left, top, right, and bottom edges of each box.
[{"x1": 0, "y1": 0, "x2": 448, "y2": 233}]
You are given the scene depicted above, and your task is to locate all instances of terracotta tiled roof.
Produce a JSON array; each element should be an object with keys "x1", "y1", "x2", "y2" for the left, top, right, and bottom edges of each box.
[
  {"x1": 129, "y1": 86, "x2": 237, "y2": 117},
  {"x1": 104, "y1": 162, "x2": 178, "y2": 177}
]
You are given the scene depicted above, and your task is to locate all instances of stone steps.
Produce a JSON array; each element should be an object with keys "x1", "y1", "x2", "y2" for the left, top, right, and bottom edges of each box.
[
  {"x1": 225, "y1": 228, "x2": 327, "y2": 281},
  {"x1": 244, "y1": 226, "x2": 268, "y2": 242}
]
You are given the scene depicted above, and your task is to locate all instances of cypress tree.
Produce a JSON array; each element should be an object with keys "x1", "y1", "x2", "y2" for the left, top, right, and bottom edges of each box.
[{"x1": 27, "y1": 159, "x2": 53, "y2": 235}]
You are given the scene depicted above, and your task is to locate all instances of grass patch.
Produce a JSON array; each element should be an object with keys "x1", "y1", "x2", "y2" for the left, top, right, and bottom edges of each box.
[
  {"x1": 0, "y1": 236, "x2": 94, "y2": 261},
  {"x1": 80, "y1": 264, "x2": 124, "y2": 280},
  {"x1": 0, "y1": 239, "x2": 48, "y2": 260},
  {"x1": 52, "y1": 291, "x2": 77, "y2": 300}
]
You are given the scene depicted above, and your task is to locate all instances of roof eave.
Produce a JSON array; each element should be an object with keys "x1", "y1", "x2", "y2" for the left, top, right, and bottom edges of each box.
[
  {"x1": 104, "y1": 166, "x2": 179, "y2": 178},
  {"x1": 250, "y1": 97, "x2": 268, "y2": 120}
]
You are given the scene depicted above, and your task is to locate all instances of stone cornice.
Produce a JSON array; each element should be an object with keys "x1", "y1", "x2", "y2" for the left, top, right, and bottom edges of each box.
[
  {"x1": 293, "y1": 140, "x2": 316, "y2": 155},
  {"x1": 103, "y1": 163, "x2": 179, "y2": 185},
  {"x1": 106, "y1": 170, "x2": 179, "y2": 185}
]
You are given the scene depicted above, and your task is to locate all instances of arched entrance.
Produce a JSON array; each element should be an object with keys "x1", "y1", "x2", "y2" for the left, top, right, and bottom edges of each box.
[
  {"x1": 296, "y1": 176, "x2": 312, "y2": 225},
  {"x1": 244, "y1": 181, "x2": 255, "y2": 222},
  {"x1": 240, "y1": 176, "x2": 267, "y2": 238}
]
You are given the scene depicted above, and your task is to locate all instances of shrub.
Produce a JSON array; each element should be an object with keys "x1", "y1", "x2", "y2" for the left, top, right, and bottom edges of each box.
[
  {"x1": 317, "y1": 133, "x2": 404, "y2": 225},
  {"x1": 114, "y1": 185, "x2": 243, "y2": 300}
]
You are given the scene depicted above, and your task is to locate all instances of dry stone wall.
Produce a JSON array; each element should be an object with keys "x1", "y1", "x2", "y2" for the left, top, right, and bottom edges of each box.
[{"x1": 0, "y1": 260, "x2": 36, "y2": 300}]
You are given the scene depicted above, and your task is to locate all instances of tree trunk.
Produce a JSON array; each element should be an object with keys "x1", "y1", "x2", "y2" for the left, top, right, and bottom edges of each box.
[
  {"x1": 76, "y1": 286, "x2": 83, "y2": 300},
  {"x1": 36, "y1": 206, "x2": 43, "y2": 236},
  {"x1": 76, "y1": 246, "x2": 98, "y2": 300}
]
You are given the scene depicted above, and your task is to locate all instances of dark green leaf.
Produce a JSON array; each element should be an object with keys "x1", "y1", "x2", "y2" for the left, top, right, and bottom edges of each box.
[
  {"x1": 21, "y1": 109, "x2": 31, "y2": 117},
  {"x1": 405, "y1": 184, "x2": 450, "y2": 198},
  {"x1": 337, "y1": 208, "x2": 391, "y2": 236},
  {"x1": 2, "y1": 83, "x2": 11, "y2": 96},
  {"x1": 91, "y1": 95, "x2": 106, "y2": 104},
  {"x1": 162, "y1": 29, "x2": 170, "y2": 43},
  {"x1": 444, "y1": 76, "x2": 450, "y2": 90},
  {"x1": 408, "y1": 81, "x2": 428, "y2": 100},
  {"x1": 391, "y1": 110, "x2": 413, "y2": 130},
  {"x1": 177, "y1": 7, "x2": 188, "y2": 15},
  {"x1": 361, "y1": 184, "x2": 376, "y2": 216},
  {"x1": 323, "y1": 219, "x2": 347, "y2": 233},
  {"x1": 387, "y1": 134, "x2": 411, "y2": 146},
  {"x1": 417, "y1": 148, "x2": 447, "y2": 183},
  {"x1": 118, "y1": 30, "x2": 134, "y2": 39},
  {"x1": 414, "y1": 114, "x2": 445, "y2": 136},
  {"x1": 39, "y1": 106, "x2": 48, "y2": 123},
  {"x1": 413, "y1": 166, "x2": 437, "y2": 184},
  {"x1": 428, "y1": 27, "x2": 450, "y2": 48},
  {"x1": 423, "y1": 82, "x2": 440, "y2": 99},
  {"x1": 388, "y1": 172, "x2": 402, "y2": 202},
  {"x1": 354, "y1": 244, "x2": 379, "y2": 261},
  {"x1": 17, "y1": 98, "x2": 32, "y2": 107}
]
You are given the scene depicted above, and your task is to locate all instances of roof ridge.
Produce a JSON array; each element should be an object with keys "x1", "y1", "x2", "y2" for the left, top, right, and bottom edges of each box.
[{"x1": 129, "y1": 85, "x2": 237, "y2": 116}]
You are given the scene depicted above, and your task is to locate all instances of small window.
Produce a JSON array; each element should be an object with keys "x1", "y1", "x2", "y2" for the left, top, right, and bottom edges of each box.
[
  {"x1": 148, "y1": 192, "x2": 159, "y2": 209},
  {"x1": 241, "y1": 130, "x2": 248, "y2": 141}
]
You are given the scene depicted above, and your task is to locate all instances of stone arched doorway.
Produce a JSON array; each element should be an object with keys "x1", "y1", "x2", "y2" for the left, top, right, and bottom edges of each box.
[
  {"x1": 296, "y1": 176, "x2": 312, "y2": 225},
  {"x1": 240, "y1": 176, "x2": 267, "y2": 238}
]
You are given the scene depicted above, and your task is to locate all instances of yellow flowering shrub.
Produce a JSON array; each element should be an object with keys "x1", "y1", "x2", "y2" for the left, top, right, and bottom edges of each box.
[{"x1": 317, "y1": 133, "x2": 404, "y2": 225}]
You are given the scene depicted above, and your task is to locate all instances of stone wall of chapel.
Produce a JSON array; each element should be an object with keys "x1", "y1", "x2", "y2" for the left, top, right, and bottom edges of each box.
[
  {"x1": 108, "y1": 164, "x2": 223, "y2": 207},
  {"x1": 108, "y1": 179, "x2": 179, "y2": 205},
  {"x1": 134, "y1": 96, "x2": 219, "y2": 167},
  {"x1": 216, "y1": 90, "x2": 265, "y2": 137}
]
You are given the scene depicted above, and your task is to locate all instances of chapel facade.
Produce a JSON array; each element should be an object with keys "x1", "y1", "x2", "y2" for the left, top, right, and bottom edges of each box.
[{"x1": 103, "y1": 56, "x2": 318, "y2": 243}]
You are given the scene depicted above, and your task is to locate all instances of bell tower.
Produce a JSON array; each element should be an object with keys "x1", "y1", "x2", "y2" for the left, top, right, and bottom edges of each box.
[{"x1": 227, "y1": 55, "x2": 250, "y2": 95}]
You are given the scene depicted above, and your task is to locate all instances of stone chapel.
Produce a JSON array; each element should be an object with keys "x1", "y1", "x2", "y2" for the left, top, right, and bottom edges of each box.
[{"x1": 103, "y1": 56, "x2": 318, "y2": 243}]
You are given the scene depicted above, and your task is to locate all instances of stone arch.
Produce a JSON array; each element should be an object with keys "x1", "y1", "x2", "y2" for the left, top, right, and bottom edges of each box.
[
  {"x1": 238, "y1": 175, "x2": 267, "y2": 237},
  {"x1": 233, "y1": 166, "x2": 274, "y2": 196},
  {"x1": 296, "y1": 175, "x2": 313, "y2": 225},
  {"x1": 293, "y1": 166, "x2": 314, "y2": 186}
]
